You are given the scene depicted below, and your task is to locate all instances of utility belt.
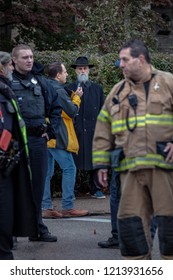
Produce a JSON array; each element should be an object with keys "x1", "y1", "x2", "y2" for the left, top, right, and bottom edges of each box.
[{"x1": 27, "y1": 124, "x2": 47, "y2": 137}]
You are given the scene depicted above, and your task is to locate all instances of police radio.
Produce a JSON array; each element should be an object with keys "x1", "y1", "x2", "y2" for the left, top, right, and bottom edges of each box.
[
  {"x1": 128, "y1": 94, "x2": 138, "y2": 110},
  {"x1": 0, "y1": 129, "x2": 12, "y2": 151},
  {"x1": 126, "y1": 94, "x2": 138, "y2": 132}
]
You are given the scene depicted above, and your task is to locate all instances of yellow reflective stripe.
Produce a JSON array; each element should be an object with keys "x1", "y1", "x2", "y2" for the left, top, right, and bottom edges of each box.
[
  {"x1": 11, "y1": 99, "x2": 32, "y2": 179},
  {"x1": 146, "y1": 114, "x2": 173, "y2": 125},
  {"x1": 92, "y1": 150, "x2": 110, "y2": 164},
  {"x1": 97, "y1": 109, "x2": 112, "y2": 122},
  {"x1": 115, "y1": 154, "x2": 173, "y2": 171},
  {"x1": 112, "y1": 114, "x2": 173, "y2": 133},
  {"x1": 11, "y1": 99, "x2": 29, "y2": 156},
  {"x1": 112, "y1": 116, "x2": 145, "y2": 133}
]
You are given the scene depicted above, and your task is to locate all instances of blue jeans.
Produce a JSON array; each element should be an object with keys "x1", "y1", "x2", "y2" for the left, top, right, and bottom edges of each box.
[{"x1": 42, "y1": 148, "x2": 76, "y2": 210}]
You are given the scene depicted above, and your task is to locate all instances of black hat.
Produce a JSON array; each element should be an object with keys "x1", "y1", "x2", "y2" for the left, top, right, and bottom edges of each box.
[{"x1": 71, "y1": 56, "x2": 94, "y2": 69}]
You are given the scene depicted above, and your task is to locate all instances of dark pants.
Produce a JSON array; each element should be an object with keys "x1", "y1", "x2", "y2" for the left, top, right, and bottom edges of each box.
[
  {"x1": 89, "y1": 170, "x2": 103, "y2": 194},
  {"x1": 110, "y1": 170, "x2": 121, "y2": 239},
  {"x1": 28, "y1": 136, "x2": 49, "y2": 236},
  {"x1": 0, "y1": 172, "x2": 14, "y2": 260}
]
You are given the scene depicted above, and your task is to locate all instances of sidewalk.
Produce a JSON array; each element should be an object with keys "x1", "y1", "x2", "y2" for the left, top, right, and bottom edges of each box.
[
  {"x1": 13, "y1": 194, "x2": 117, "y2": 260},
  {"x1": 13, "y1": 194, "x2": 160, "y2": 260},
  {"x1": 52, "y1": 194, "x2": 111, "y2": 216}
]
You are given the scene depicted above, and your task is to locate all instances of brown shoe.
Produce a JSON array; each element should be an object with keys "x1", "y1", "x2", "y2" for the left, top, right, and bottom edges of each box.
[
  {"x1": 62, "y1": 209, "x2": 89, "y2": 218},
  {"x1": 42, "y1": 209, "x2": 62, "y2": 219}
]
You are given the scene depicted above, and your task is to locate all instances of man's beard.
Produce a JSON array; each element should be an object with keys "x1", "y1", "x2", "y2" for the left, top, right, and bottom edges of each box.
[{"x1": 77, "y1": 73, "x2": 89, "y2": 83}]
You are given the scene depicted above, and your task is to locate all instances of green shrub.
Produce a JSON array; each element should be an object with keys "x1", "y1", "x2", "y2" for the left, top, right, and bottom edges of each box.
[{"x1": 36, "y1": 50, "x2": 173, "y2": 96}]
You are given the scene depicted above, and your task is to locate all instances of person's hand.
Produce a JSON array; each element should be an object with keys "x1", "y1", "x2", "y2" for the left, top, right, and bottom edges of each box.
[
  {"x1": 98, "y1": 169, "x2": 108, "y2": 189},
  {"x1": 42, "y1": 133, "x2": 49, "y2": 140},
  {"x1": 75, "y1": 87, "x2": 83, "y2": 97},
  {"x1": 164, "y1": 142, "x2": 173, "y2": 163}
]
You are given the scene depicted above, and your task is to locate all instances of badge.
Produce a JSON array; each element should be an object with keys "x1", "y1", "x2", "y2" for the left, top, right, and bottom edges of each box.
[
  {"x1": 154, "y1": 82, "x2": 159, "y2": 91},
  {"x1": 31, "y1": 78, "x2": 37, "y2": 85}
]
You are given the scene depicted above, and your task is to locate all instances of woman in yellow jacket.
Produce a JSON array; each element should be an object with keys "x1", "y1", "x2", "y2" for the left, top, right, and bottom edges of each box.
[{"x1": 42, "y1": 61, "x2": 88, "y2": 218}]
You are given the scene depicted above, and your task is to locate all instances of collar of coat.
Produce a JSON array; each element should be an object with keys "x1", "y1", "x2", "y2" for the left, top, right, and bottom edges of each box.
[{"x1": 110, "y1": 66, "x2": 158, "y2": 104}]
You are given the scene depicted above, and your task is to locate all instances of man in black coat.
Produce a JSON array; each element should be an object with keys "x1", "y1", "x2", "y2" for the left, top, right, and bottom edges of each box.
[
  {"x1": 0, "y1": 51, "x2": 37, "y2": 259},
  {"x1": 68, "y1": 57, "x2": 105, "y2": 198}
]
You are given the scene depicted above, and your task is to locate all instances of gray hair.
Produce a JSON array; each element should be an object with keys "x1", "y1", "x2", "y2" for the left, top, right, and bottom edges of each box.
[{"x1": 0, "y1": 51, "x2": 11, "y2": 65}]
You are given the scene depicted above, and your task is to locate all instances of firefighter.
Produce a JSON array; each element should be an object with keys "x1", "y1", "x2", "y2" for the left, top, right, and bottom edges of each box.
[{"x1": 92, "y1": 39, "x2": 173, "y2": 260}]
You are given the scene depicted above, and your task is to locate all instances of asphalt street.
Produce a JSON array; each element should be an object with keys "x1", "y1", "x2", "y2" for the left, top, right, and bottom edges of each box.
[{"x1": 13, "y1": 195, "x2": 160, "y2": 260}]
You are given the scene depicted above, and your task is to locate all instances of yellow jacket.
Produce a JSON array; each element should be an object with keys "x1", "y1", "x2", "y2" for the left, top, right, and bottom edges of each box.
[{"x1": 46, "y1": 79, "x2": 80, "y2": 154}]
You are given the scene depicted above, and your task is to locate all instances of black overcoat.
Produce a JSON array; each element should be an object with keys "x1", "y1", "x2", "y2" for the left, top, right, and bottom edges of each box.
[{"x1": 68, "y1": 80, "x2": 105, "y2": 170}]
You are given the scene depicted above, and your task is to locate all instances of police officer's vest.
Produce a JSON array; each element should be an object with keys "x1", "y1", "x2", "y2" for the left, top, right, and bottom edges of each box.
[{"x1": 11, "y1": 74, "x2": 45, "y2": 127}]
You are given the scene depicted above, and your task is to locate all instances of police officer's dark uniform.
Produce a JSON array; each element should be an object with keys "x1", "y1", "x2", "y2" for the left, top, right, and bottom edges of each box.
[
  {"x1": 0, "y1": 54, "x2": 37, "y2": 259},
  {"x1": 11, "y1": 63, "x2": 62, "y2": 242}
]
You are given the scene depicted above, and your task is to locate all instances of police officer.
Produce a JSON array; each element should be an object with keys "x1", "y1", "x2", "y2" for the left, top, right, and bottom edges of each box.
[
  {"x1": 11, "y1": 44, "x2": 62, "y2": 242},
  {"x1": 0, "y1": 51, "x2": 37, "y2": 259}
]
